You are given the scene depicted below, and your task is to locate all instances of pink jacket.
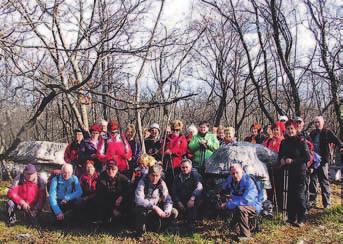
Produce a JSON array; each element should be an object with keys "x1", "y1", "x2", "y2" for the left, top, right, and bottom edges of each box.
[
  {"x1": 97, "y1": 133, "x2": 132, "y2": 172},
  {"x1": 7, "y1": 175, "x2": 46, "y2": 210}
]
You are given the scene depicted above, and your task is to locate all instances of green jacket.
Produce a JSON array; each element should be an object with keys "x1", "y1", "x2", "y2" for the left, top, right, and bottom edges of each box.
[{"x1": 188, "y1": 133, "x2": 219, "y2": 168}]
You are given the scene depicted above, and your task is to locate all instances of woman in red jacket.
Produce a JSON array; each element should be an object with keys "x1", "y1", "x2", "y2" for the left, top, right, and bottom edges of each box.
[
  {"x1": 263, "y1": 121, "x2": 285, "y2": 153},
  {"x1": 7, "y1": 164, "x2": 46, "y2": 226},
  {"x1": 97, "y1": 120, "x2": 132, "y2": 173},
  {"x1": 161, "y1": 119, "x2": 188, "y2": 188}
]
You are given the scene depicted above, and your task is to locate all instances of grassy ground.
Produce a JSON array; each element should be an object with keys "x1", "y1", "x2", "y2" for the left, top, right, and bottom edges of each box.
[{"x1": 0, "y1": 181, "x2": 342, "y2": 243}]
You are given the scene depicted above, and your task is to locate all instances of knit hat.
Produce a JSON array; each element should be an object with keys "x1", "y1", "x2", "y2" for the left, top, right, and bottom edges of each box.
[
  {"x1": 279, "y1": 115, "x2": 289, "y2": 122},
  {"x1": 90, "y1": 124, "x2": 102, "y2": 132},
  {"x1": 108, "y1": 120, "x2": 120, "y2": 131},
  {"x1": 24, "y1": 164, "x2": 37, "y2": 174},
  {"x1": 149, "y1": 123, "x2": 160, "y2": 131}
]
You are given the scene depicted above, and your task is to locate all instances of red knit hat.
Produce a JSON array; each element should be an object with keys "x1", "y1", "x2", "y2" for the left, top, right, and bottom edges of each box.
[
  {"x1": 90, "y1": 124, "x2": 102, "y2": 132},
  {"x1": 108, "y1": 120, "x2": 119, "y2": 131}
]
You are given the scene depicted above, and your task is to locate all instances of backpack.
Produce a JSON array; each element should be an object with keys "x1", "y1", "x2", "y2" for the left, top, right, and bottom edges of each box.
[
  {"x1": 47, "y1": 173, "x2": 76, "y2": 193},
  {"x1": 300, "y1": 137, "x2": 314, "y2": 168}
]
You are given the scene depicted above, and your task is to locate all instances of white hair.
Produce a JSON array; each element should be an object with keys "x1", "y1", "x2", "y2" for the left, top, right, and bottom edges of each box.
[
  {"x1": 100, "y1": 119, "x2": 108, "y2": 126},
  {"x1": 187, "y1": 124, "x2": 198, "y2": 135},
  {"x1": 314, "y1": 116, "x2": 324, "y2": 124},
  {"x1": 61, "y1": 163, "x2": 73, "y2": 173}
]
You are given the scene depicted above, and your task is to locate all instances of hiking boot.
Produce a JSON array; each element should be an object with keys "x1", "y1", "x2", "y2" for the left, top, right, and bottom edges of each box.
[
  {"x1": 7, "y1": 216, "x2": 17, "y2": 227},
  {"x1": 295, "y1": 222, "x2": 305, "y2": 228}
]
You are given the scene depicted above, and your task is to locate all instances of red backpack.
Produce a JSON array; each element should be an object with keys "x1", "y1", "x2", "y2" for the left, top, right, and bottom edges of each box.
[{"x1": 300, "y1": 137, "x2": 314, "y2": 168}]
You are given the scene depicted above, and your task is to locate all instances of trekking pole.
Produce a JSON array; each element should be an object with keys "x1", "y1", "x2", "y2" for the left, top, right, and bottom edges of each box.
[
  {"x1": 282, "y1": 167, "x2": 289, "y2": 222},
  {"x1": 271, "y1": 167, "x2": 279, "y2": 219}
]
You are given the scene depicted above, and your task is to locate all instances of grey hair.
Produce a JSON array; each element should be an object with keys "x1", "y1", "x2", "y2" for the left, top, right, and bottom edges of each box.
[
  {"x1": 314, "y1": 116, "x2": 324, "y2": 124},
  {"x1": 61, "y1": 163, "x2": 73, "y2": 173},
  {"x1": 181, "y1": 159, "x2": 192, "y2": 166}
]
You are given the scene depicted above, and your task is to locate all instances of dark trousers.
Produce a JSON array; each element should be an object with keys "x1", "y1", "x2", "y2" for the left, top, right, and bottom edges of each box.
[
  {"x1": 7, "y1": 200, "x2": 39, "y2": 225},
  {"x1": 309, "y1": 163, "x2": 331, "y2": 207},
  {"x1": 230, "y1": 206, "x2": 256, "y2": 237},
  {"x1": 177, "y1": 199, "x2": 199, "y2": 225},
  {"x1": 134, "y1": 206, "x2": 178, "y2": 232},
  {"x1": 287, "y1": 174, "x2": 307, "y2": 223}
]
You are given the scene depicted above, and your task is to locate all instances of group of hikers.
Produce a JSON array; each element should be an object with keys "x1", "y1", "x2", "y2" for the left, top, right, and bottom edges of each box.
[{"x1": 6, "y1": 115, "x2": 343, "y2": 240}]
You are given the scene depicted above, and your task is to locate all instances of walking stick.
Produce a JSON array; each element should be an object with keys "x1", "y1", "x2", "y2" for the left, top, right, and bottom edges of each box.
[
  {"x1": 282, "y1": 167, "x2": 289, "y2": 222},
  {"x1": 271, "y1": 167, "x2": 279, "y2": 218}
]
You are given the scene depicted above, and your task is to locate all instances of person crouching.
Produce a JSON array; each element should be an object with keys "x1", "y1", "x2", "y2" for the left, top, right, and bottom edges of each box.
[
  {"x1": 49, "y1": 163, "x2": 83, "y2": 223},
  {"x1": 95, "y1": 160, "x2": 131, "y2": 225},
  {"x1": 134, "y1": 164, "x2": 178, "y2": 234},
  {"x1": 219, "y1": 164, "x2": 262, "y2": 240},
  {"x1": 7, "y1": 164, "x2": 46, "y2": 226},
  {"x1": 172, "y1": 159, "x2": 203, "y2": 231}
]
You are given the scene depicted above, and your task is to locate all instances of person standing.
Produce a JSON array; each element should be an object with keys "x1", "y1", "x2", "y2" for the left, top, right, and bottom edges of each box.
[
  {"x1": 244, "y1": 123, "x2": 265, "y2": 144},
  {"x1": 188, "y1": 121, "x2": 219, "y2": 175},
  {"x1": 309, "y1": 116, "x2": 343, "y2": 209},
  {"x1": 278, "y1": 120, "x2": 310, "y2": 227},
  {"x1": 145, "y1": 123, "x2": 162, "y2": 161}
]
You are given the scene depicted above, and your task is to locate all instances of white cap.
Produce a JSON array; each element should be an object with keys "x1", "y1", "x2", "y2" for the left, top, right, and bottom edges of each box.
[
  {"x1": 279, "y1": 115, "x2": 288, "y2": 122},
  {"x1": 149, "y1": 123, "x2": 160, "y2": 131}
]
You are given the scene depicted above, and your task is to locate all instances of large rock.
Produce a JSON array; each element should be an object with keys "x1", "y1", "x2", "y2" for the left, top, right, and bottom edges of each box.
[
  {"x1": 205, "y1": 142, "x2": 278, "y2": 189},
  {"x1": 7, "y1": 141, "x2": 67, "y2": 165}
]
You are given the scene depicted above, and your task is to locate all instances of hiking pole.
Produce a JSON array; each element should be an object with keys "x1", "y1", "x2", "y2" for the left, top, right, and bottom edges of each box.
[
  {"x1": 271, "y1": 167, "x2": 279, "y2": 219},
  {"x1": 282, "y1": 167, "x2": 289, "y2": 222}
]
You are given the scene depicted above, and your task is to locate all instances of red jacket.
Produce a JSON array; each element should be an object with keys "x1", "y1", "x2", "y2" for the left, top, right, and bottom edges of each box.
[
  {"x1": 80, "y1": 172, "x2": 99, "y2": 198},
  {"x1": 7, "y1": 175, "x2": 46, "y2": 210},
  {"x1": 162, "y1": 134, "x2": 188, "y2": 169},
  {"x1": 263, "y1": 136, "x2": 283, "y2": 153},
  {"x1": 97, "y1": 134, "x2": 132, "y2": 172}
]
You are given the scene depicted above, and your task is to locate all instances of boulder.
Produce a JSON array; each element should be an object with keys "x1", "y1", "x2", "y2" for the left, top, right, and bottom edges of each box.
[
  {"x1": 205, "y1": 142, "x2": 278, "y2": 189},
  {"x1": 7, "y1": 141, "x2": 67, "y2": 165}
]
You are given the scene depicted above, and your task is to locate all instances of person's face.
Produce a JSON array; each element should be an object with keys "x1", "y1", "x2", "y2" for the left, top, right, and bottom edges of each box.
[
  {"x1": 224, "y1": 130, "x2": 235, "y2": 140},
  {"x1": 199, "y1": 124, "x2": 209, "y2": 134},
  {"x1": 62, "y1": 168, "x2": 73, "y2": 180},
  {"x1": 166, "y1": 126, "x2": 171, "y2": 135},
  {"x1": 314, "y1": 119, "x2": 324, "y2": 130},
  {"x1": 91, "y1": 130, "x2": 100, "y2": 140},
  {"x1": 86, "y1": 163, "x2": 95, "y2": 176},
  {"x1": 272, "y1": 127, "x2": 281, "y2": 137},
  {"x1": 230, "y1": 167, "x2": 243, "y2": 182},
  {"x1": 106, "y1": 166, "x2": 118, "y2": 178},
  {"x1": 181, "y1": 162, "x2": 192, "y2": 175},
  {"x1": 251, "y1": 128, "x2": 258, "y2": 136},
  {"x1": 172, "y1": 128, "x2": 180, "y2": 136},
  {"x1": 296, "y1": 120, "x2": 304, "y2": 131},
  {"x1": 218, "y1": 130, "x2": 225, "y2": 139},
  {"x1": 150, "y1": 128, "x2": 159, "y2": 138},
  {"x1": 24, "y1": 172, "x2": 37, "y2": 182},
  {"x1": 75, "y1": 132, "x2": 83, "y2": 142},
  {"x1": 286, "y1": 124, "x2": 298, "y2": 137},
  {"x1": 126, "y1": 129, "x2": 134, "y2": 140},
  {"x1": 149, "y1": 172, "x2": 161, "y2": 185}
]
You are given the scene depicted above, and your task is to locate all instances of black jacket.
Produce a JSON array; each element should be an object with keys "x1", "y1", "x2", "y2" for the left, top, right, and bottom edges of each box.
[
  {"x1": 278, "y1": 136, "x2": 310, "y2": 176},
  {"x1": 96, "y1": 172, "x2": 131, "y2": 202},
  {"x1": 144, "y1": 136, "x2": 162, "y2": 160},
  {"x1": 172, "y1": 169, "x2": 203, "y2": 203},
  {"x1": 309, "y1": 128, "x2": 343, "y2": 164}
]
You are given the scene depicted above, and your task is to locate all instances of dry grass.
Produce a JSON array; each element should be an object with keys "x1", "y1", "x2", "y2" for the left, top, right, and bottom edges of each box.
[{"x1": 0, "y1": 181, "x2": 342, "y2": 243}]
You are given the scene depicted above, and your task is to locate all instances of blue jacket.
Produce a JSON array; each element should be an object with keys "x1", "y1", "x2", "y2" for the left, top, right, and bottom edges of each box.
[
  {"x1": 49, "y1": 175, "x2": 83, "y2": 215},
  {"x1": 222, "y1": 173, "x2": 262, "y2": 213}
]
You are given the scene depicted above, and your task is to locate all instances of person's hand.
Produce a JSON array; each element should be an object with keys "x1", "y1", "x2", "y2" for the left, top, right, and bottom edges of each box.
[
  {"x1": 60, "y1": 199, "x2": 67, "y2": 205},
  {"x1": 153, "y1": 206, "x2": 165, "y2": 218},
  {"x1": 285, "y1": 158, "x2": 293, "y2": 165},
  {"x1": 177, "y1": 201, "x2": 185, "y2": 211},
  {"x1": 164, "y1": 211, "x2": 171, "y2": 218},
  {"x1": 165, "y1": 149, "x2": 172, "y2": 155},
  {"x1": 30, "y1": 209, "x2": 38, "y2": 218},
  {"x1": 21, "y1": 201, "x2": 30, "y2": 211},
  {"x1": 56, "y1": 212, "x2": 64, "y2": 221},
  {"x1": 219, "y1": 203, "x2": 226, "y2": 210},
  {"x1": 280, "y1": 158, "x2": 286, "y2": 166},
  {"x1": 187, "y1": 197, "x2": 195, "y2": 208},
  {"x1": 115, "y1": 196, "x2": 123, "y2": 207}
]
